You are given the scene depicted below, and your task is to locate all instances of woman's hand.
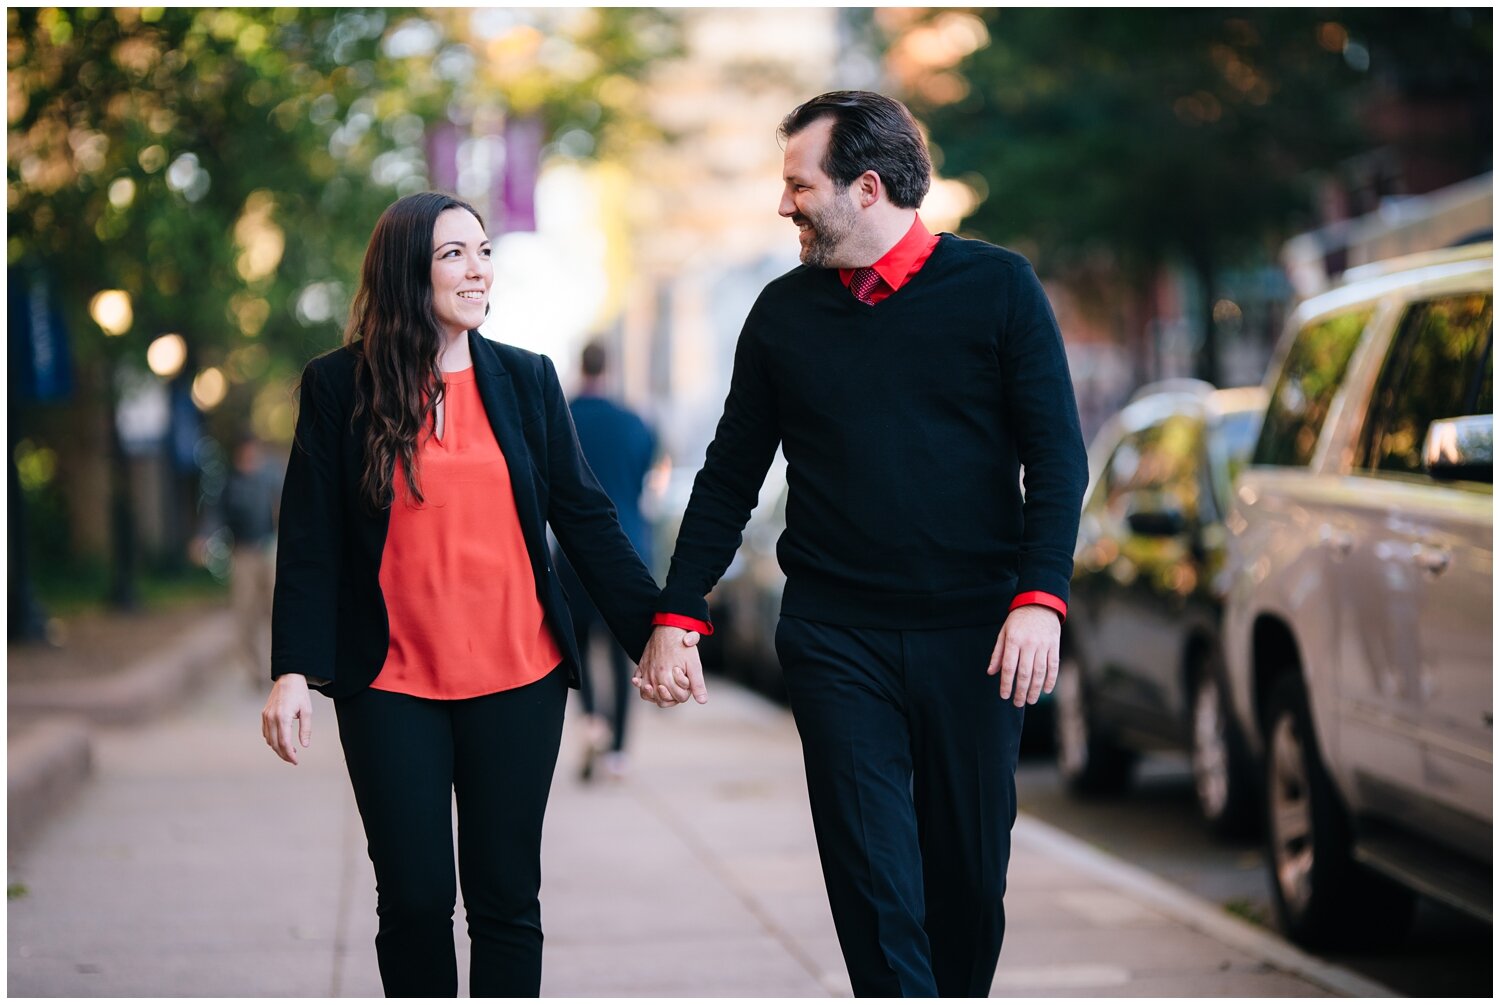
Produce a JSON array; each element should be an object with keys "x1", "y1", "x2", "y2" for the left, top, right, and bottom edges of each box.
[
  {"x1": 632, "y1": 628, "x2": 707, "y2": 707},
  {"x1": 262, "y1": 673, "x2": 314, "y2": 765}
]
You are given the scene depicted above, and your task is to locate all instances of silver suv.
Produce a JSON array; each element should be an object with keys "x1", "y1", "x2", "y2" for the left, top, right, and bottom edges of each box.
[{"x1": 1223, "y1": 244, "x2": 1492, "y2": 949}]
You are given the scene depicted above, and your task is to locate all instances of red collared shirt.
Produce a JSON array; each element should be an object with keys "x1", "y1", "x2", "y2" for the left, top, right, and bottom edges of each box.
[{"x1": 655, "y1": 214, "x2": 1067, "y2": 635}]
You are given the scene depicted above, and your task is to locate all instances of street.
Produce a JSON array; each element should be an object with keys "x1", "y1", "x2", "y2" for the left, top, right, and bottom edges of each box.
[{"x1": 1016, "y1": 749, "x2": 1493, "y2": 997}]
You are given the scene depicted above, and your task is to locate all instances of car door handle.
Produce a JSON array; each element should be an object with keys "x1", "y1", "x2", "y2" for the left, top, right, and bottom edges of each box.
[
  {"x1": 1414, "y1": 545, "x2": 1451, "y2": 577},
  {"x1": 1318, "y1": 525, "x2": 1354, "y2": 556}
]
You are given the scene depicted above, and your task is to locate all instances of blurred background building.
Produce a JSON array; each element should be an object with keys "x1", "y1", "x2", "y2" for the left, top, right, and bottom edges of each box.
[{"x1": 7, "y1": 7, "x2": 1492, "y2": 628}]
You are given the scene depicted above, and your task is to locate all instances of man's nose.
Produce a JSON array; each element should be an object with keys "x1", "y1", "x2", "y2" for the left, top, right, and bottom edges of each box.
[{"x1": 778, "y1": 191, "x2": 795, "y2": 218}]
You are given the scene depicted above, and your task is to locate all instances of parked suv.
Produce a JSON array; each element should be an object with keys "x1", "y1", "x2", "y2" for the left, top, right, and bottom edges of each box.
[
  {"x1": 1223, "y1": 244, "x2": 1493, "y2": 948},
  {"x1": 1057, "y1": 381, "x2": 1267, "y2": 835}
]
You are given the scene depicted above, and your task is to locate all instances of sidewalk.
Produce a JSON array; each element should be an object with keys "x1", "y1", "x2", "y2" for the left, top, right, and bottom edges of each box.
[{"x1": 7, "y1": 662, "x2": 1394, "y2": 997}]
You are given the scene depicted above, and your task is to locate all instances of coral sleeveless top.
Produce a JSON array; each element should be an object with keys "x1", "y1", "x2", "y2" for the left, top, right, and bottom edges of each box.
[{"x1": 369, "y1": 367, "x2": 562, "y2": 698}]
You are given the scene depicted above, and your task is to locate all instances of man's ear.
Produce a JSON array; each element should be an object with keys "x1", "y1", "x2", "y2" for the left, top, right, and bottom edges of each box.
[{"x1": 855, "y1": 170, "x2": 882, "y2": 209}]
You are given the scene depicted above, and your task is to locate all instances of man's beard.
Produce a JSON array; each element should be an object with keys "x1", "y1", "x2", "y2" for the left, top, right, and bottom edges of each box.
[{"x1": 798, "y1": 193, "x2": 859, "y2": 268}]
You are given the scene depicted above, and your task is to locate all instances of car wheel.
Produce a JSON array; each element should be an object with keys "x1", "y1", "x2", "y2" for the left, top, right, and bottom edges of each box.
[
  {"x1": 1263, "y1": 675, "x2": 1414, "y2": 949},
  {"x1": 1054, "y1": 654, "x2": 1135, "y2": 794},
  {"x1": 1189, "y1": 668, "x2": 1256, "y2": 837}
]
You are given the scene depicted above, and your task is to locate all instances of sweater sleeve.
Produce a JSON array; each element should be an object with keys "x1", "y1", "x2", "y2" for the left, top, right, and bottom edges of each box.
[
  {"x1": 1000, "y1": 263, "x2": 1088, "y2": 605},
  {"x1": 657, "y1": 306, "x2": 782, "y2": 624}
]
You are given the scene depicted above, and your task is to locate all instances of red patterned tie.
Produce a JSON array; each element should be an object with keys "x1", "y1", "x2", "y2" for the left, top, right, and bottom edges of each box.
[{"x1": 849, "y1": 267, "x2": 882, "y2": 305}]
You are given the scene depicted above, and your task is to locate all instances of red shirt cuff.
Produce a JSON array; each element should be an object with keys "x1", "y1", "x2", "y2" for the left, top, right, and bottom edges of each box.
[
  {"x1": 1010, "y1": 591, "x2": 1067, "y2": 622},
  {"x1": 652, "y1": 612, "x2": 715, "y2": 636}
]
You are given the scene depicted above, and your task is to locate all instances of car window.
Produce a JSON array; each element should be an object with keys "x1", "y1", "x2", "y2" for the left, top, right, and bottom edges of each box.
[
  {"x1": 1103, "y1": 414, "x2": 1202, "y2": 521},
  {"x1": 1357, "y1": 293, "x2": 1493, "y2": 477},
  {"x1": 1216, "y1": 410, "x2": 1262, "y2": 482},
  {"x1": 1254, "y1": 309, "x2": 1372, "y2": 467}
]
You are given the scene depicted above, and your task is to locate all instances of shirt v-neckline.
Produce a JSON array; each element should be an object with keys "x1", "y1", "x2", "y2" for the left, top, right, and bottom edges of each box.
[
  {"x1": 431, "y1": 367, "x2": 475, "y2": 447},
  {"x1": 836, "y1": 234, "x2": 949, "y2": 310}
]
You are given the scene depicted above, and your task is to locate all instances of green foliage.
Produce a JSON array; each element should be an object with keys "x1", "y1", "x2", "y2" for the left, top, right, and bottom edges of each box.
[
  {"x1": 922, "y1": 9, "x2": 1491, "y2": 274},
  {"x1": 34, "y1": 555, "x2": 228, "y2": 617},
  {"x1": 7, "y1": 7, "x2": 679, "y2": 439},
  {"x1": 919, "y1": 10, "x2": 1380, "y2": 277},
  {"x1": 7, "y1": 7, "x2": 679, "y2": 591}
]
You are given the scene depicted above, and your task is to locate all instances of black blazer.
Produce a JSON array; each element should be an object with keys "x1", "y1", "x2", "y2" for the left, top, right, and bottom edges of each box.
[{"x1": 269, "y1": 330, "x2": 661, "y2": 700}]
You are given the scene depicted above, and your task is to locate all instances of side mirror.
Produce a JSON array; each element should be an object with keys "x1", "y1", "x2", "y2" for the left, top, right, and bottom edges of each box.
[
  {"x1": 1423, "y1": 415, "x2": 1492, "y2": 484},
  {"x1": 1124, "y1": 494, "x2": 1188, "y2": 537}
]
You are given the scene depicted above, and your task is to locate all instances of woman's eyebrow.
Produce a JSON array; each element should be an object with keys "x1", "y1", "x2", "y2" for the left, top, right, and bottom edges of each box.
[{"x1": 433, "y1": 239, "x2": 492, "y2": 251}]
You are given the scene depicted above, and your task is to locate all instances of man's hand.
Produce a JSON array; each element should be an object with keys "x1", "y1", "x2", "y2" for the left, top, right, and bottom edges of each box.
[
  {"x1": 632, "y1": 626, "x2": 707, "y2": 707},
  {"x1": 986, "y1": 605, "x2": 1061, "y2": 707},
  {"x1": 262, "y1": 673, "x2": 313, "y2": 765}
]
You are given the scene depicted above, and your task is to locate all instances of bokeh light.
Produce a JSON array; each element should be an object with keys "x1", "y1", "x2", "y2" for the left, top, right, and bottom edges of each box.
[
  {"x1": 89, "y1": 289, "x2": 133, "y2": 336},
  {"x1": 190, "y1": 367, "x2": 228, "y2": 410},
  {"x1": 146, "y1": 333, "x2": 187, "y2": 377}
]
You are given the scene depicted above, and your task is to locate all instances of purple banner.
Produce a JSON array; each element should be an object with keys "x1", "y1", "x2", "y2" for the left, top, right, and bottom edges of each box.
[
  {"x1": 495, "y1": 116, "x2": 543, "y2": 234},
  {"x1": 425, "y1": 121, "x2": 460, "y2": 193}
]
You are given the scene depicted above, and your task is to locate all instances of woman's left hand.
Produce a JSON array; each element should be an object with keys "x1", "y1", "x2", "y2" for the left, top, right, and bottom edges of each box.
[{"x1": 261, "y1": 673, "x2": 314, "y2": 765}]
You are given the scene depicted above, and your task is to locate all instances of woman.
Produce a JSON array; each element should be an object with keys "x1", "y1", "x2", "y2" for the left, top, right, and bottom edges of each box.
[{"x1": 260, "y1": 192, "x2": 690, "y2": 997}]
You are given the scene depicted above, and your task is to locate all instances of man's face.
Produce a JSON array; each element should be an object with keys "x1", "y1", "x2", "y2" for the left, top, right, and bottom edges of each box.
[{"x1": 779, "y1": 117, "x2": 860, "y2": 268}]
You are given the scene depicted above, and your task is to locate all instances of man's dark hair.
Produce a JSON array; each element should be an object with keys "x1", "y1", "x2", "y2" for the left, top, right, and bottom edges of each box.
[
  {"x1": 581, "y1": 340, "x2": 607, "y2": 379},
  {"x1": 778, "y1": 91, "x2": 932, "y2": 210}
]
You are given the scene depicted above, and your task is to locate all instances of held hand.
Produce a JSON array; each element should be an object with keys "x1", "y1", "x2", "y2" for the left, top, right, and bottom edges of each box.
[
  {"x1": 261, "y1": 673, "x2": 313, "y2": 765},
  {"x1": 986, "y1": 605, "x2": 1061, "y2": 707},
  {"x1": 632, "y1": 627, "x2": 707, "y2": 707}
]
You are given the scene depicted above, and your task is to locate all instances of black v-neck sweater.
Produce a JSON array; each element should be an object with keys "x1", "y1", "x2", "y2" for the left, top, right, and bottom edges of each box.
[{"x1": 660, "y1": 234, "x2": 1088, "y2": 629}]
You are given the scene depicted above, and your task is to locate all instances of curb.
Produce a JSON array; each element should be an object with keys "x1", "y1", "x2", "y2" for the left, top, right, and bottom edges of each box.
[
  {"x1": 1012, "y1": 814, "x2": 1400, "y2": 997},
  {"x1": 8, "y1": 610, "x2": 236, "y2": 726},
  {"x1": 7, "y1": 716, "x2": 93, "y2": 854},
  {"x1": 8, "y1": 608, "x2": 235, "y2": 853}
]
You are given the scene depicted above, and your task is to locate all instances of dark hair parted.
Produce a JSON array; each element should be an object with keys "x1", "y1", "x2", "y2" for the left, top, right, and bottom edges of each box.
[
  {"x1": 342, "y1": 191, "x2": 485, "y2": 510},
  {"x1": 778, "y1": 91, "x2": 932, "y2": 210}
]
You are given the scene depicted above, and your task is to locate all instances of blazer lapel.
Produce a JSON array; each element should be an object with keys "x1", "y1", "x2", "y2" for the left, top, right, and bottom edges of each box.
[{"x1": 468, "y1": 330, "x2": 547, "y2": 570}]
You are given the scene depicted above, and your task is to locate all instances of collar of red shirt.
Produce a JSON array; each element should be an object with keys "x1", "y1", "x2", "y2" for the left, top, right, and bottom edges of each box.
[{"x1": 838, "y1": 214, "x2": 940, "y2": 292}]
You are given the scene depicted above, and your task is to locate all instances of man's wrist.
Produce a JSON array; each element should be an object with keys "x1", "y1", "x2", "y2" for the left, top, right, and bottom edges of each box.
[
  {"x1": 653, "y1": 612, "x2": 714, "y2": 636},
  {"x1": 1009, "y1": 591, "x2": 1067, "y2": 622}
]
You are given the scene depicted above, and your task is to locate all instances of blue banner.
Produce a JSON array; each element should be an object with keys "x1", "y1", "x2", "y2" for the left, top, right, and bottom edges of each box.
[{"x1": 8, "y1": 268, "x2": 74, "y2": 402}]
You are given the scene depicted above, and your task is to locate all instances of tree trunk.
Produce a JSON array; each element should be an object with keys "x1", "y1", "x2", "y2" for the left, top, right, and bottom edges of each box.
[{"x1": 105, "y1": 353, "x2": 140, "y2": 611}]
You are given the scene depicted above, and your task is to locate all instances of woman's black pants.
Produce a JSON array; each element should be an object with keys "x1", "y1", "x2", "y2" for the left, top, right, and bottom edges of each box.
[{"x1": 334, "y1": 667, "x2": 567, "y2": 998}]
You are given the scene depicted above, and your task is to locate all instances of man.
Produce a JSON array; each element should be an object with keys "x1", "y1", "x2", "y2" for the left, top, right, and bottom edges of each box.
[
  {"x1": 222, "y1": 431, "x2": 283, "y2": 687},
  {"x1": 637, "y1": 91, "x2": 1087, "y2": 997},
  {"x1": 553, "y1": 340, "x2": 659, "y2": 781}
]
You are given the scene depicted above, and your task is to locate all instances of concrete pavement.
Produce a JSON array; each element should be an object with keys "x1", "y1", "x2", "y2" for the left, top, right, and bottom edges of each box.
[{"x1": 7, "y1": 663, "x2": 1395, "y2": 997}]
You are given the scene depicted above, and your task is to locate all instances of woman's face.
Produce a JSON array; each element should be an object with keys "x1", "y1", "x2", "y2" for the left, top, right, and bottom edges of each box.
[{"x1": 430, "y1": 208, "x2": 492, "y2": 338}]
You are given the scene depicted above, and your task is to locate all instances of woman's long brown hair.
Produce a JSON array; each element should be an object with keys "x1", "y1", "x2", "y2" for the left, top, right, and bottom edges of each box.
[{"x1": 342, "y1": 192, "x2": 485, "y2": 511}]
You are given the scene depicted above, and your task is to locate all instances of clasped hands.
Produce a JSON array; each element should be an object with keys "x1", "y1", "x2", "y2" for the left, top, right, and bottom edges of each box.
[
  {"x1": 632, "y1": 626, "x2": 709, "y2": 707},
  {"x1": 634, "y1": 604, "x2": 1060, "y2": 711}
]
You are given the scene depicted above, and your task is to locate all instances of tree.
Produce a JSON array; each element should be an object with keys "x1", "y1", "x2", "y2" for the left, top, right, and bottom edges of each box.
[
  {"x1": 7, "y1": 7, "x2": 677, "y2": 608},
  {"x1": 913, "y1": 8, "x2": 1491, "y2": 384}
]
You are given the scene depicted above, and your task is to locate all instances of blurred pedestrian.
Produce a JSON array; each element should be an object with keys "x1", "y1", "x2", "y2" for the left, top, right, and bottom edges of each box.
[
  {"x1": 554, "y1": 340, "x2": 658, "y2": 782},
  {"x1": 637, "y1": 92, "x2": 1088, "y2": 996},
  {"x1": 221, "y1": 431, "x2": 281, "y2": 688},
  {"x1": 260, "y1": 191, "x2": 694, "y2": 998}
]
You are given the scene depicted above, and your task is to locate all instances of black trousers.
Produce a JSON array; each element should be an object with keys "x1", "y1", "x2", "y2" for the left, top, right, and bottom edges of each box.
[
  {"x1": 333, "y1": 668, "x2": 568, "y2": 998},
  {"x1": 775, "y1": 616, "x2": 1025, "y2": 998}
]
